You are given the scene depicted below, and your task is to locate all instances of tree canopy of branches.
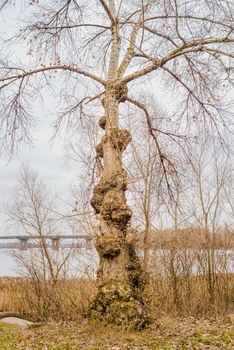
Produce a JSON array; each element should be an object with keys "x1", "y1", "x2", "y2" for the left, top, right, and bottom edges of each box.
[{"x1": 0, "y1": 0, "x2": 233, "y2": 329}]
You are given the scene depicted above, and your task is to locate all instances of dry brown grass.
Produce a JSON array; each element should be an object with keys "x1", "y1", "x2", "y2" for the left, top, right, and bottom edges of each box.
[
  {"x1": 0, "y1": 277, "x2": 96, "y2": 322},
  {"x1": 1, "y1": 272, "x2": 233, "y2": 322},
  {"x1": 146, "y1": 273, "x2": 234, "y2": 318}
]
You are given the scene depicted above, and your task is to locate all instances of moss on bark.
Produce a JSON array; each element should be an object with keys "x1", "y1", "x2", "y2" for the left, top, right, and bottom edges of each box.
[
  {"x1": 125, "y1": 242, "x2": 145, "y2": 289},
  {"x1": 87, "y1": 280, "x2": 148, "y2": 330}
]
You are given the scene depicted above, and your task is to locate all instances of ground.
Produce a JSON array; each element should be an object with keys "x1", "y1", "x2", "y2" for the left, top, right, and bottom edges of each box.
[{"x1": 0, "y1": 317, "x2": 233, "y2": 349}]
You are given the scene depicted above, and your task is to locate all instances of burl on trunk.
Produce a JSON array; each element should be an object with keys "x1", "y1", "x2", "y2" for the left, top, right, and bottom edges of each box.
[{"x1": 87, "y1": 83, "x2": 147, "y2": 329}]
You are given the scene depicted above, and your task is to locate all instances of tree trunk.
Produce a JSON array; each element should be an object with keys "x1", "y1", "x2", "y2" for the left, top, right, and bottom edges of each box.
[
  {"x1": 87, "y1": 83, "x2": 147, "y2": 329},
  {"x1": 86, "y1": 0, "x2": 147, "y2": 328}
]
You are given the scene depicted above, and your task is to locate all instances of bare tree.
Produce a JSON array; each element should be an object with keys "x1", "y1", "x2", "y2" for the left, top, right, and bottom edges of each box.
[
  {"x1": 0, "y1": 0, "x2": 233, "y2": 328},
  {"x1": 5, "y1": 166, "x2": 78, "y2": 319},
  {"x1": 124, "y1": 113, "x2": 161, "y2": 271},
  {"x1": 187, "y1": 138, "x2": 231, "y2": 302}
]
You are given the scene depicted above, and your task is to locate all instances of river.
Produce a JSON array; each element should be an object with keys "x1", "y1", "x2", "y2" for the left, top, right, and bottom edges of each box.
[
  {"x1": 0, "y1": 248, "x2": 98, "y2": 277},
  {"x1": 0, "y1": 248, "x2": 233, "y2": 277}
]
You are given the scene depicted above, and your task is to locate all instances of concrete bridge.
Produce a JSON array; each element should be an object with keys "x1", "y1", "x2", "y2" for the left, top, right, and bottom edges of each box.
[{"x1": 0, "y1": 235, "x2": 92, "y2": 251}]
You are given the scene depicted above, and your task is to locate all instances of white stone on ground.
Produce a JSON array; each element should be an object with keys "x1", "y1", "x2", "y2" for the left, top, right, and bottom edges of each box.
[{"x1": 0, "y1": 317, "x2": 33, "y2": 328}]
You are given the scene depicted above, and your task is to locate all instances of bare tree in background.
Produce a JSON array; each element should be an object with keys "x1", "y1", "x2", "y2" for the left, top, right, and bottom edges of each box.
[
  {"x1": 6, "y1": 166, "x2": 77, "y2": 319},
  {"x1": 0, "y1": 0, "x2": 233, "y2": 328},
  {"x1": 188, "y1": 138, "x2": 231, "y2": 302},
  {"x1": 125, "y1": 112, "x2": 161, "y2": 271}
]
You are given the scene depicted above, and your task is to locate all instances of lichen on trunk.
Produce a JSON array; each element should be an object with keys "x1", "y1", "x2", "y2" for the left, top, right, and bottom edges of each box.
[{"x1": 87, "y1": 83, "x2": 147, "y2": 329}]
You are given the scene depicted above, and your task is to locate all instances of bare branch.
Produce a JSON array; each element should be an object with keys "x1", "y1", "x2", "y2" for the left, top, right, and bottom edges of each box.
[
  {"x1": 126, "y1": 96, "x2": 177, "y2": 198},
  {"x1": 123, "y1": 37, "x2": 234, "y2": 83},
  {"x1": 118, "y1": 2, "x2": 151, "y2": 79},
  {"x1": 0, "y1": 0, "x2": 10, "y2": 11},
  {"x1": 0, "y1": 64, "x2": 106, "y2": 87},
  {"x1": 99, "y1": 0, "x2": 116, "y2": 24},
  {"x1": 144, "y1": 15, "x2": 234, "y2": 30}
]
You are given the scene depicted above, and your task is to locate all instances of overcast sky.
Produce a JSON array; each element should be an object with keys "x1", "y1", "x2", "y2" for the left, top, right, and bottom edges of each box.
[
  {"x1": 0, "y1": 122, "x2": 79, "y2": 230},
  {"x1": 0, "y1": 5, "x2": 83, "y2": 234}
]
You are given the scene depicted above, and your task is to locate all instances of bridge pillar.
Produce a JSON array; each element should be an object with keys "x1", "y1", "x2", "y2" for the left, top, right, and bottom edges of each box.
[
  {"x1": 51, "y1": 237, "x2": 60, "y2": 251},
  {"x1": 19, "y1": 238, "x2": 28, "y2": 251}
]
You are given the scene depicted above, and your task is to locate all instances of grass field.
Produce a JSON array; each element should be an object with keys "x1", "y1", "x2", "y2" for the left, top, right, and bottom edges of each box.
[{"x1": 0, "y1": 316, "x2": 233, "y2": 350}]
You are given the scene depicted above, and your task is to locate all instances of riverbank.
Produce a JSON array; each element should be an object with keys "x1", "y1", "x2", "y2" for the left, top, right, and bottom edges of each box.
[
  {"x1": 1, "y1": 274, "x2": 234, "y2": 322},
  {"x1": 0, "y1": 316, "x2": 233, "y2": 349}
]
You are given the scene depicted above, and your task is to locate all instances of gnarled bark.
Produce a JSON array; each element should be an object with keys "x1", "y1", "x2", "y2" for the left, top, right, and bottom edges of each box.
[{"x1": 87, "y1": 84, "x2": 147, "y2": 329}]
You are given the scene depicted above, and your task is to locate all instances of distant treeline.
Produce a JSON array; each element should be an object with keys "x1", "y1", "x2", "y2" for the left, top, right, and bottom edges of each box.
[{"x1": 135, "y1": 227, "x2": 234, "y2": 250}]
